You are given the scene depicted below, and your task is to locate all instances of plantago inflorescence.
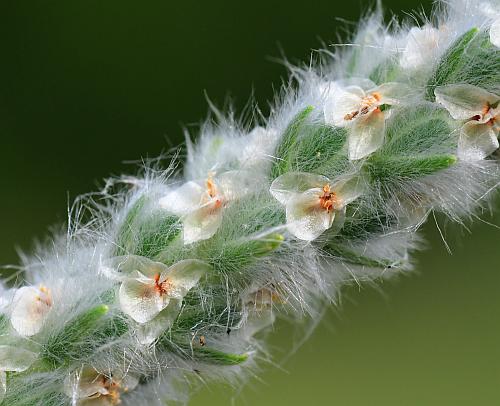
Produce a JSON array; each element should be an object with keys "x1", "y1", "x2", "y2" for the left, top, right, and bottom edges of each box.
[{"x1": 1, "y1": 0, "x2": 499, "y2": 404}]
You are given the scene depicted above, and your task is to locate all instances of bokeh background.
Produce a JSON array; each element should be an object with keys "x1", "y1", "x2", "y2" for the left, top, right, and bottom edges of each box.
[{"x1": 1, "y1": 1, "x2": 499, "y2": 404}]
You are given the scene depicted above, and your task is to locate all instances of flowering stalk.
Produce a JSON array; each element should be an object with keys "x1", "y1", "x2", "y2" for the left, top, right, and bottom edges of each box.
[{"x1": 1, "y1": 0, "x2": 499, "y2": 405}]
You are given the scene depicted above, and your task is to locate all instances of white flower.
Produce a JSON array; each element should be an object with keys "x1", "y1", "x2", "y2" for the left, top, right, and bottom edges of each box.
[
  {"x1": 435, "y1": 84, "x2": 499, "y2": 160},
  {"x1": 270, "y1": 172, "x2": 364, "y2": 241},
  {"x1": 11, "y1": 285, "x2": 53, "y2": 337},
  {"x1": 107, "y1": 256, "x2": 209, "y2": 341},
  {"x1": 323, "y1": 80, "x2": 403, "y2": 160},
  {"x1": 400, "y1": 25, "x2": 441, "y2": 70},
  {"x1": 64, "y1": 366, "x2": 139, "y2": 406},
  {"x1": 490, "y1": 18, "x2": 500, "y2": 48},
  {"x1": 159, "y1": 170, "x2": 252, "y2": 244},
  {"x1": 0, "y1": 345, "x2": 37, "y2": 403}
]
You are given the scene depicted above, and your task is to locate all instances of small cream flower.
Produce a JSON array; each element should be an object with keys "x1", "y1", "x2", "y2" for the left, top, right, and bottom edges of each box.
[
  {"x1": 106, "y1": 256, "x2": 209, "y2": 342},
  {"x1": 159, "y1": 170, "x2": 251, "y2": 244},
  {"x1": 64, "y1": 366, "x2": 138, "y2": 406},
  {"x1": 11, "y1": 285, "x2": 53, "y2": 337},
  {"x1": 400, "y1": 25, "x2": 441, "y2": 69},
  {"x1": 490, "y1": 18, "x2": 500, "y2": 48},
  {"x1": 0, "y1": 345, "x2": 37, "y2": 403},
  {"x1": 435, "y1": 84, "x2": 499, "y2": 160},
  {"x1": 323, "y1": 80, "x2": 402, "y2": 160},
  {"x1": 270, "y1": 172, "x2": 364, "y2": 241}
]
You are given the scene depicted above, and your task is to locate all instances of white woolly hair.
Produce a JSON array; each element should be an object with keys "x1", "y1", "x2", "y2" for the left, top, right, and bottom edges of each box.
[{"x1": 0, "y1": 0, "x2": 499, "y2": 405}]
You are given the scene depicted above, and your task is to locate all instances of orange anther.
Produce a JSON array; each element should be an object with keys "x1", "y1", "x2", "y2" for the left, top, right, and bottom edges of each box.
[
  {"x1": 153, "y1": 273, "x2": 173, "y2": 296},
  {"x1": 319, "y1": 184, "x2": 336, "y2": 212},
  {"x1": 206, "y1": 177, "x2": 217, "y2": 198}
]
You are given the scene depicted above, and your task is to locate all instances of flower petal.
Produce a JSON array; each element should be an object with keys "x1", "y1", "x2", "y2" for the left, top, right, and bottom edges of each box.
[
  {"x1": 0, "y1": 345, "x2": 37, "y2": 372},
  {"x1": 182, "y1": 206, "x2": 223, "y2": 244},
  {"x1": 11, "y1": 286, "x2": 52, "y2": 337},
  {"x1": 270, "y1": 172, "x2": 330, "y2": 205},
  {"x1": 332, "y1": 176, "x2": 365, "y2": 208},
  {"x1": 348, "y1": 109, "x2": 385, "y2": 160},
  {"x1": 336, "y1": 78, "x2": 377, "y2": 91},
  {"x1": 285, "y1": 189, "x2": 334, "y2": 241},
  {"x1": 217, "y1": 170, "x2": 254, "y2": 201},
  {"x1": 375, "y1": 82, "x2": 408, "y2": 105},
  {"x1": 159, "y1": 181, "x2": 205, "y2": 216},
  {"x1": 136, "y1": 301, "x2": 182, "y2": 345},
  {"x1": 119, "y1": 277, "x2": 168, "y2": 324},
  {"x1": 328, "y1": 206, "x2": 347, "y2": 236},
  {"x1": 164, "y1": 259, "x2": 210, "y2": 298},
  {"x1": 102, "y1": 255, "x2": 168, "y2": 281},
  {"x1": 242, "y1": 308, "x2": 276, "y2": 339},
  {"x1": 458, "y1": 121, "x2": 499, "y2": 161},
  {"x1": 64, "y1": 367, "x2": 107, "y2": 399},
  {"x1": 324, "y1": 84, "x2": 364, "y2": 127},
  {"x1": 490, "y1": 18, "x2": 500, "y2": 48},
  {"x1": 435, "y1": 84, "x2": 499, "y2": 120}
]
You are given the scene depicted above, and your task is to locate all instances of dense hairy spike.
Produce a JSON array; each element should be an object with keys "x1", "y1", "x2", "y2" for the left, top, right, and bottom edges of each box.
[{"x1": 0, "y1": 0, "x2": 499, "y2": 405}]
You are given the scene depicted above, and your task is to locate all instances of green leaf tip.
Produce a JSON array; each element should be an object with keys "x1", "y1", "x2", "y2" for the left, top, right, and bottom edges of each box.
[
  {"x1": 271, "y1": 106, "x2": 315, "y2": 177},
  {"x1": 42, "y1": 304, "x2": 113, "y2": 368},
  {"x1": 253, "y1": 232, "x2": 285, "y2": 257},
  {"x1": 426, "y1": 27, "x2": 479, "y2": 100},
  {"x1": 135, "y1": 214, "x2": 182, "y2": 258},
  {"x1": 93, "y1": 304, "x2": 109, "y2": 316},
  {"x1": 193, "y1": 347, "x2": 249, "y2": 365},
  {"x1": 326, "y1": 245, "x2": 403, "y2": 269},
  {"x1": 368, "y1": 154, "x2": 457, "y2": 182}
]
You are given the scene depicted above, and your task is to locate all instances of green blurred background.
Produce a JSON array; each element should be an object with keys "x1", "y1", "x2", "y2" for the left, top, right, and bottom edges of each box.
[{"x1": 0, "y1": 1, "x2": 499, "y2": 404}]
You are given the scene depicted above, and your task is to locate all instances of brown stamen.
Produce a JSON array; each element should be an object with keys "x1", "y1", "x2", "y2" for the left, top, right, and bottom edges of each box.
[
  {"x1": 205, "y1": 176, "x2": 224, "y2": 211},
  {"x1": 100, "y1": 375, "x2": 121, "y2": 405},
  {"x1": 344, "y1": 92, "x2": 382, "y2": 121},
  {"x1": 206, "y1": 177, "x2": 217, "y2": 198},
  {"x1": 344, "y1": 110, "x2": 359, "y2": 121},
  {"x1": 153, "y1": 273, "x2": 173, "y2": 296},
  {"x1": 482, "y1": 102, "x2": 492, "y2": 117},
  {"x1": 35, "y1": 285, "x2": 52, "y2": 307},
  {"x1": 319, "y1": 184, "x2": 336, "y2": 212}
]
